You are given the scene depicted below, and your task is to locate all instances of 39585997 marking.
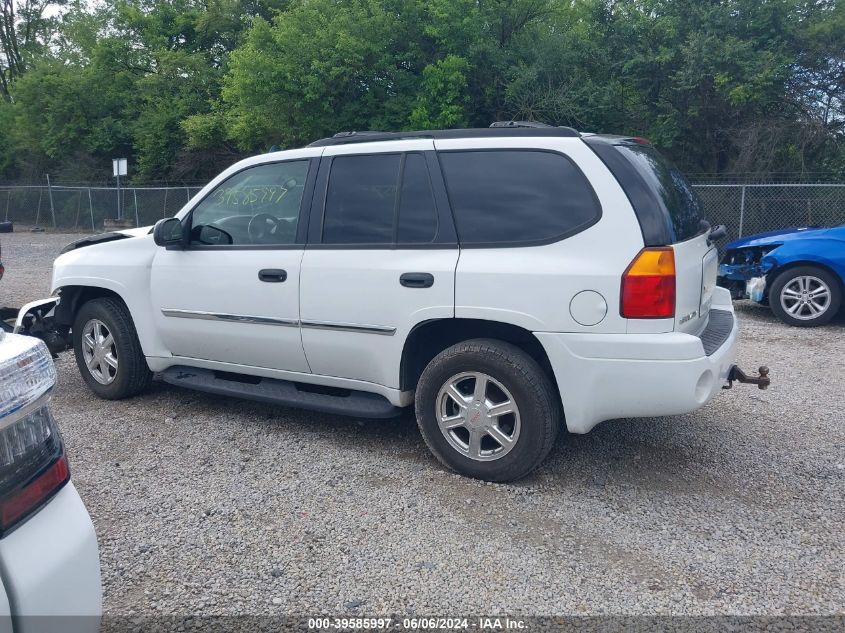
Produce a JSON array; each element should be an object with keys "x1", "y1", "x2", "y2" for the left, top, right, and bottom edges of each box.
[{"x1": 308, "y1": 617, "x2": 394, "y2": 630}]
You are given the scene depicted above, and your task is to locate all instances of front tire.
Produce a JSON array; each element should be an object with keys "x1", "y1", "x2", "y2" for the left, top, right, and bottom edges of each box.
[
  {"x1": 769, "y1": 266, "x2": 841, "y2": 327},
  {"x1": 414, "y1": 339, "x2": 561, "y2": 482},
  {"x1": 73, "y1": 297, "x2": 152, "y2": 399}
]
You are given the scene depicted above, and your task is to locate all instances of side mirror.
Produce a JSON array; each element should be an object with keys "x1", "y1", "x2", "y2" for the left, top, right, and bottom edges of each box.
[{"x1": 153, "y1": 218, "x2": 185, "y2": 248}]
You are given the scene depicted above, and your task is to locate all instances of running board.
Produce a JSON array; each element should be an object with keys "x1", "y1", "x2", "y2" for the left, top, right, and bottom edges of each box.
[{"x1": 160, "y1": 366, "x2": 402, "y2": 418}]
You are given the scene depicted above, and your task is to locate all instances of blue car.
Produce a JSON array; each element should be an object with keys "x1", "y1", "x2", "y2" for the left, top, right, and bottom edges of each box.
[{"x1": 718, "y1": 224, "x2": 844, "y2": 327}]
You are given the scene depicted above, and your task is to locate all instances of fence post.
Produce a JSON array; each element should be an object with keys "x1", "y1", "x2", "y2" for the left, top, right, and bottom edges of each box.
[
  {"x1": 74, "y1": 190, "x2": 82, "y2": 230},
  {"x1": 163, "y1": 188, "x2": 168, "y2": 218},
  {"x1": 133, "y1": 189, "x2": 139, "y2": 226},
  {"x1": 88, "y1": 188, "x2": 95, "y2": 232},
  {"x1": 738, "y1": 185, "x2": 746, "y2": 238},
  {"x1": 4, "y1": 190, "x2": 9, "y2": 221},
  {"x1": 46, "y1": 174, "x2": 57, "y2": 228},
  {"x1": 35, "y1": 189, "x2": 43, "y2": 226}
]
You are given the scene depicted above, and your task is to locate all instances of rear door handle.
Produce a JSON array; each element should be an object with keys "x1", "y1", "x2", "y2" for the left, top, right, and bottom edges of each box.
[
  {"x1": 258, "y1": 269, "x2": 287, "y2": 283},
  {"x1": 400, "y1": 272, "x2": 434, "y2": 288}
]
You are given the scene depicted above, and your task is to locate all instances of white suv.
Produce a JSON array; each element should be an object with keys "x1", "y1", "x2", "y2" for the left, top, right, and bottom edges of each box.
[{"x1": 17, "y1": 125, "x2": 767, "y2": 481}]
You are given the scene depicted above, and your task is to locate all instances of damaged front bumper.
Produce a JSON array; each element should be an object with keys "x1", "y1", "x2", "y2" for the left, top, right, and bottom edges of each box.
[
  {"x1": 9, "y1": 296, "x2": 70, "y2": 355},
  {"x1": 718, "y1": 262, "x2": 770, "y2": 302}
]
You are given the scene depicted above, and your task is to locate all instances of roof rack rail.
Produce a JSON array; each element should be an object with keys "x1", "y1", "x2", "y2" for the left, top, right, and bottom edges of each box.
[
  {"x1": 489, "y1": 120, "x2": 553, "y2": 128},
  {"x1": 307, "y1": 126, "x2": 580, "y2": 147}
]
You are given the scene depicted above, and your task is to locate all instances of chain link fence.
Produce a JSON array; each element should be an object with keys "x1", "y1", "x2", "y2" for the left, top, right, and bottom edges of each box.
[
  {"x1": 0, "y1": 185, "x2": 204, "y2": 232},
  {"x1": 1, "y1": 182, "x2": 844, "y2": 239},
  {"x1": 694, "y1": 184, "x2": 845, "y2": 242}
]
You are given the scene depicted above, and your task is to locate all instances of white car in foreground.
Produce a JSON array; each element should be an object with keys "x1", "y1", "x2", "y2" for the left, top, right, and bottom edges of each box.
[{"x1": 0, "y1": 331, "x2": 101, "y2": 633}]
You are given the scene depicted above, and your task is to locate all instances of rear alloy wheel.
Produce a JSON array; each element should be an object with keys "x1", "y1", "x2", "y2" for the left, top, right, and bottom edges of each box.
[
  {"x1": 436, "y1": 371, "x2": 522, "y2": 462},
  {"x1": 415, "y1": 339, "x2": 561, "y2": 482},
  {"x1": 770, "y1": 266, "x2": 841, "y2": 327}
]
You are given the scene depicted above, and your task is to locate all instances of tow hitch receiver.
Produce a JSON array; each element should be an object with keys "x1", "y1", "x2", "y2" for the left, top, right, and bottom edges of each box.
[{"x1": 723, "y1": 365, "x2": 770, "y2": 390}]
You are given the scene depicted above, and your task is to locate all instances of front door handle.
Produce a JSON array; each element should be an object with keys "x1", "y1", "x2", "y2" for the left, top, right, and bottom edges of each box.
[
  {"x1": 400, "y1": 272, "x2": 434, "y2": 288},
  {"x1": 258, "y1": 269, "x2": 287, "y2": 283}
]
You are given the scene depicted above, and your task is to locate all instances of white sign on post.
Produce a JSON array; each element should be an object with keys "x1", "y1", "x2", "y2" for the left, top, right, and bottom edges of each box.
[{"x1": 112, "y1": 158, "x2": 128, "y2": 177}]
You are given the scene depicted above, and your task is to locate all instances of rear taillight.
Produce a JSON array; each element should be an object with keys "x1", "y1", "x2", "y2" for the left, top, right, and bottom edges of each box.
[
  {"x1": 0, "y1": 333, "x2": 68, "y2": 536},
  {"x1": 620, "y1": 247, "x2": 676, "y2": 319}
]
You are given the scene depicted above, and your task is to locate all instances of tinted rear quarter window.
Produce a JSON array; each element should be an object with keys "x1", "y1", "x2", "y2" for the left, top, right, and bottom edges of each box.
[
  {"x1": 438, "y1": 150, "x2": 600, "y2": 246},
  {"x1": 612, "y1": 144, "x2": 705, "y2": 242}
]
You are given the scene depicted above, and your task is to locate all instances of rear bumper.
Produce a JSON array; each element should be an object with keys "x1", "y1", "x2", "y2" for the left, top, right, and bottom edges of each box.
[
  {"x1": 0, "y1": 483, "x2": 101, "y2": 632},
  {"x1": 537, "y1": 287, "x2": 738, "y2": 434}
]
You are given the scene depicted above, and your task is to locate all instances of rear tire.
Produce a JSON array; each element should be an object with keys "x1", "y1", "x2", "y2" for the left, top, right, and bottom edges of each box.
[
  {"x1": 73, "y1": 297, "x2": 152, "y2": 399},
  {"x1": 769, "y1": 266, "x2": 841, "y2": 327},
  {"x1": 414, "y1": 339, "x2": 561, "y2": 482}
]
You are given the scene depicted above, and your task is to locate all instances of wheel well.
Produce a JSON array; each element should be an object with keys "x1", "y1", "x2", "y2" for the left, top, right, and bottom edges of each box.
[
  {"x1": 54, "y1": 286, "x2": 126, "y2": 327},
  {"x1": 765, "y1": 261, "x2": 845, "y2": 297},
  {"x1": 400, "y1": 319, "x2": 558, "y2": 394}
]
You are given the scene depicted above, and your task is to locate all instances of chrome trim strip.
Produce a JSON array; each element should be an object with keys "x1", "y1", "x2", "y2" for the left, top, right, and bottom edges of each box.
[
  {"x1": 300, "y1": 320, "x2": 396, "y2": 336},
  {"x1": 0, "y1": 391, "x2": 52, "y2": 432},
  {"x1": 161, "y1": 309, "x2": 299, "y2": 328},
  {"x1": 161, "y1": 309, "x2": 395, "y2": 335}
]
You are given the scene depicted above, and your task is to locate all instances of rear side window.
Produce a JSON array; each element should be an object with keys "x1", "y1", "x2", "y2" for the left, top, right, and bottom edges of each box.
[
  {"x1": 397, "y1": 154, "x2": 438, "y2": 243},
  {"x1": 612, "y1": 144, "x2": 705, "y2": 242},
  {"x1": 323, "y1": 154, "x2": 399, "y2": 244},
  {"x1": 438, "y1": 150, "x2": 600, "y2": 246},
  {"x1": 322, "y1": 153, "x2": 439, "y2": 245}
]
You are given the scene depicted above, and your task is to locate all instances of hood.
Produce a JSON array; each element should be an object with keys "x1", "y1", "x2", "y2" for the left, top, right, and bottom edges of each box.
[
  {"x1": 116, "y1": 226, "x2": 154, "y2": 238},
  {"x1": 725, "y1": 226, "x2": 833, "y2": 250},
  {"x1": 59, "y1": 225, "x2": 154, "y2": 254}
]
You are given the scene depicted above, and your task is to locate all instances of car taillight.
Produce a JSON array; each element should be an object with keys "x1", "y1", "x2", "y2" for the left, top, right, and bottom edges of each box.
[
  {"x1": 620, "y1": 247, "x2": 676, "y2": 319},
  {"x1": 0, "y1": 333, "x2": 68, "y2": 536}
]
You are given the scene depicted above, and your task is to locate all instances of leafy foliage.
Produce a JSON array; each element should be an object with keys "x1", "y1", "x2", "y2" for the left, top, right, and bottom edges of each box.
[{"x1": 0, "y1": 0, "x2": 842, "y2": 183}]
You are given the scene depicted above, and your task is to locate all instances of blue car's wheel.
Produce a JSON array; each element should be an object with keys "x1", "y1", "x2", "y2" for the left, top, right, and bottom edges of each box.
[{"x1": 770, "y1": 266, "x2": 841, "y2": 327}]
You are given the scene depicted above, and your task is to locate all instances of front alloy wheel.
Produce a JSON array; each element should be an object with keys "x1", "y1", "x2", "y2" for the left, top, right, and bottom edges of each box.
[
  {"x1": 779, "y1": 275, "x2": 831, "y2": 321},
  {"x1": 770, "y1": 266, "x2": 841, "y2": 327},
  {"x1": 81, "y1": 318, "x2": 118, "y2": 384},
  {"x1": 73, "y1": 297, "x2": 152, "y2": 399}
]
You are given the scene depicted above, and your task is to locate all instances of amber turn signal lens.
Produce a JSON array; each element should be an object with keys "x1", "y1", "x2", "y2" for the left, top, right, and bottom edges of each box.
[{"x1": 620, "y1": 248, "x2": 676, "y2": 319}]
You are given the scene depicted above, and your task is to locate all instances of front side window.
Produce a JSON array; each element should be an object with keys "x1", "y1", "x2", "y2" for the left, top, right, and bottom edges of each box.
[
  {"x1": 439, "y1": 150, "x2": 600, "y2": 245},
  {"x1": 190, "y1": 160, "x2": 310, "y2": 245}
]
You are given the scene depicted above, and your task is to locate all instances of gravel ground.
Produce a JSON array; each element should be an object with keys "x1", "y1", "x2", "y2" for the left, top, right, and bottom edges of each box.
[{"x1": 2, "y1": 230, "x2": 844, "y2": 617}]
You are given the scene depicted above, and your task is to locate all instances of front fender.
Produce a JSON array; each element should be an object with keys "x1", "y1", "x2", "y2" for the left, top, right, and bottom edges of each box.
[
  {"x1": 762, "y1": 240, "x2": 845, "y2": 284},
  {"x1": 50, "y1": 234, "x2": 169, "y2": 357}
]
